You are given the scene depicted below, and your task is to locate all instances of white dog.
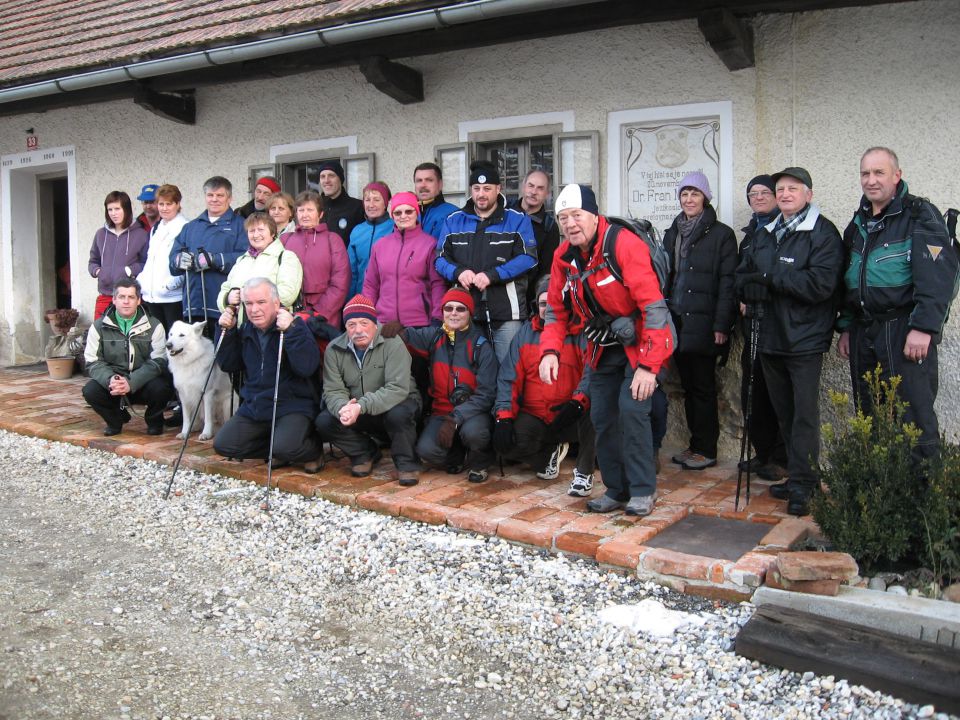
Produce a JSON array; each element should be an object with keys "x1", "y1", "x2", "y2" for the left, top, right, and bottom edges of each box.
[{"x1": 165, "y1": 321, "x2": 234, "y2": 441}]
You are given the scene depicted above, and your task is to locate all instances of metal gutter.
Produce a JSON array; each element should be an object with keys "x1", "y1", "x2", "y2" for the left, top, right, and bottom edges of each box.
[{"x1": 0, "y1": 0, "x2": 594, "y2": 105}]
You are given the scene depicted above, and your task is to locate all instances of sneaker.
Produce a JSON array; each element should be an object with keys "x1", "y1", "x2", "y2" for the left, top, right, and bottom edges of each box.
[
  {"x1": 586, "y1": 495, "x2": 626, "y2": 513},
  {"x1": 567, "y1": 469, "x2": 594, "y2": 497},
  {"x1": 303, "y1": 459, "x2": 324, "y2": 474},
  {"x1": 398, "y1": 470, "x2": 420, "y2": 487},
  {"x1": 467, "y1": 468, "x2": 488, "y2": 484},
  {"x1": 671, "y1": 448, "x2": 695, "y2": 465},
  {"x1": 682, "y1": 453, "x2": 717, "y2": 470},
  {"x1": 537, "y1": 442, "x2": 570, "y2": 480},
  {"x1": 625, "y1": 494, "x2": 655, "y2": 517}
]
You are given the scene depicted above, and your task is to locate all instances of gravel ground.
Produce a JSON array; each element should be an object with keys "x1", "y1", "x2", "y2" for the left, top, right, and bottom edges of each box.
[{"x1": 0, "y1": 430, "x2": 953, "y2": 720}]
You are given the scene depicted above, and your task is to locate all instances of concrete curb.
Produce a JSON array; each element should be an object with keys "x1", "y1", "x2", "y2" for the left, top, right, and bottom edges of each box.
[{"x1": 753, "y1": 585, "x2": 960, "y2": 648}]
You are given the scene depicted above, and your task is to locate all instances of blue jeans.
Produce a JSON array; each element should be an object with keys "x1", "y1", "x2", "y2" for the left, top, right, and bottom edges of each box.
[
  {"x1": 478, "y1": 320, "x2": 522, "y2": 365},
  {"x1": 589, "y1": 346, "x2": 656, "y2": 500}
]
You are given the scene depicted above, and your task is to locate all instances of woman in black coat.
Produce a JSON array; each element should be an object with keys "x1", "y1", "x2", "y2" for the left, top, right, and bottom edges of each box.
[{"x1": 662, "y1": 172, "x2": 737, "y2": 469}]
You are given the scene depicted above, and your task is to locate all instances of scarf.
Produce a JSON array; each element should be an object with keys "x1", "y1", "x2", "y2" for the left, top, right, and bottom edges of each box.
[
  {"x1": 773, "y1": 205, "x2": 810, "y2": 245},
  {"x1": 442, "y1": 321, "x2": 468, "y2": 344},
  {"x1": 675, "y1": 212, "x2": 704, "y2": 264}
]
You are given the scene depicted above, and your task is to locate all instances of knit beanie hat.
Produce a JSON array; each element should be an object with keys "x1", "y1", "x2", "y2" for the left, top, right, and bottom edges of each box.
[
  {"x1": 363, "y1": 181, "x2": 392, "y2": 205},
  {"x1": 745, "y1": 174, "x2": 775, "y2": 199},
  {"x1": 389, "y1": 191, "x2": 420, "y2": 217},
  {"x1": 555, "y1": 184, "x2": 599, "y2": 217},
  {"x1": 441, "y1": 287, "x2": 475, "y2": 315},
  {"x1": 469, "y1": 161, "x2": 501, "y2": 186},
  {"x1": 318, "y1": 160, "x2": 346, "y2": 183},
  {"x1": 677, "y1": 171, "x2": 713, "y2": 202},
  {"x1": 343, "y1": 294, "x2": 378, "y2": 324},
  {"x1": 534, "y1": 274, "x2": 552, "y2": 299},
  {"x1": 256, "y1": 176, "x2": 281, "y2": 194}
]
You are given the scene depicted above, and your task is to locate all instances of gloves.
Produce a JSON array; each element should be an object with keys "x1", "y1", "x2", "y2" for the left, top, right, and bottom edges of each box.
[
  {"x1": 380, "y1": 321, "x2": 404, "y2": 338},
  {"x1": 582, "y1": 315, "x2": 615, "y2": 345},
  {"x1": 194, "y1": 250, "x2": 214, "y2": 272},
  {"x1": 303, "y1": 314, "x2": 340, "y2": 341},
  {"x1": 492, "y1": 418, "x2": 516, "y2": 455},
  {"x1": 549, "y1": 400, "x2": 584, "y2": 432},
  {"x1": 437, "y1": 415, "x2": 459, "y2": 449},
  {"x1": 176, "y1": 251, "x2": 194, "y2": 271}
]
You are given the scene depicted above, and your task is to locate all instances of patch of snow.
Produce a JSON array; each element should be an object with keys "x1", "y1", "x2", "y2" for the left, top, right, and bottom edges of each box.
[{"x1": 598, "y1": 599, "x2": 707, "y2": 637}]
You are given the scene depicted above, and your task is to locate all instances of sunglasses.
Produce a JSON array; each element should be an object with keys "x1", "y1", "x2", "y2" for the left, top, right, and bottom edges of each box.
[
  {"x1": 443, "y1": 304, "x2": 469, "y2": 313},
  {"x1": 392, "y1": 208, "x2": 417, "y2": 217},
  {"x1": 747, "y1": 190, "x2": 774, "y2": 199}
]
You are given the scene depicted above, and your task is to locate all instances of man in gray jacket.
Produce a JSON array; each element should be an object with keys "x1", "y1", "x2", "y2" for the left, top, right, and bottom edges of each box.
[{"x1": 315, "y1": 294, "x2": 422, "y2": 485}]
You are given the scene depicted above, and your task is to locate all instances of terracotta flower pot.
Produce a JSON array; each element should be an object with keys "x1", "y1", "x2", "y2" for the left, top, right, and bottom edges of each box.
[{"x1": 46, "y1": 356, "x2": 75, "y2": 380}]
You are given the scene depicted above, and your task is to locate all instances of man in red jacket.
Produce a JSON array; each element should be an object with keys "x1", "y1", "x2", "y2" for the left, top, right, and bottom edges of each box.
[{"x1": 539, "y1": 185, "x2": 673, "y2": 516}]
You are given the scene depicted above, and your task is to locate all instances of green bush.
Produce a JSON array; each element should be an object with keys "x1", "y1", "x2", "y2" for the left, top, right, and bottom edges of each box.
[{"x1": 813, "y1": 368, "x2": 960, "y2": 583}]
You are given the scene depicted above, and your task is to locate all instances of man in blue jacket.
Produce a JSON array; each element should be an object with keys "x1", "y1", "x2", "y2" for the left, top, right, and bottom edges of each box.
[
  {"x1": 213, "y1": 277, "x2": 323, "y2": 473},
  {"x1": 435, "y1": 160, "x2": 537, "y2": 363},
  {"x1": 414, "y1": 162, "x2": 458, "y2": 239},
  {"x1": 169, "y1": 176, "x2": 246, "y2": 338}
]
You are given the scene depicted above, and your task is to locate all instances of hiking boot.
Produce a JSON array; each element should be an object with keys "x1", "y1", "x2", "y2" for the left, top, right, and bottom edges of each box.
[
  {"x1": 625, "y1": 494, "x2": 656, "y2": 517},
  {"x1": 768, "y1": 481, "x2": 790, "y2": 500},
  {"x1": 103, "y1": 425, "x2": 123, "y2": 437},
  {"x1": 586, "y1": 495, "x2": 626, "y2": 513},
  {"x1": 537, "y1": 442, "x2": 570, "y2": 480},
  {"x1": 146, "y1": 424, "x2": 164, "y2": 436},
  {"x1": 567, "y1": 469, "x2": 594, "y2": 497},
  {"x1": 467, "y1": 468, "x2": 488, "y2": 484},
  {"x1": 671, "y1": 448, "x2": 695, "y2": 465},
  {"x1": 737, "y1": 456, "x2": 764, "y2": 472},
  {"x1": 757, "y1": 462, "x2": 789, "y2": 481},
  {"x1": 351, "y1": 450, "x2": 382, "y2": 478},
  {"x1": 165, "y1": 405, "x2": 183, "y2": 427},
  {"x1": 398, "y1": 470, "x2": 420, "y2": 487},
  {"x1": 682, "y1": 453, "x2": 717, "y2": 470},
  {"x1": 446, "y1": 463, "x2": 465, "y2": 475},
  {"x1": 303, "y1": 459, "x2": 324, "y2": 474},
  {"x1": 787, "y1": 491, "x2": 810, "y2": 517}
]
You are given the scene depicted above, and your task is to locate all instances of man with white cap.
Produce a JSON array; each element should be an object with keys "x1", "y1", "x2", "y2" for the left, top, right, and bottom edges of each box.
[{"x1": 539, "y1": 184, "x2": 673, "y2": 517}]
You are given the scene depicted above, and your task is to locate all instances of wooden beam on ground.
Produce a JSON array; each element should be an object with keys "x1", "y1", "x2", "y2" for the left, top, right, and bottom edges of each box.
[
  {"x1": 735, "y1": 604, "x2": 960, "y2": 714},
  {"x1": 133, "y1": 87, "x2": 196, "y2": 125},
  {"x1": 358, "y1": 56, "x2": 423, "y2": 105},
  {"x1": 698, "y1": 7, "x2": 755, "y2": 70}
]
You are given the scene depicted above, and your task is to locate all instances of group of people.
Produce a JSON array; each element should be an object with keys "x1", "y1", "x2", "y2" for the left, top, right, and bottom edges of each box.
[{"x1": 80, "y1": 146, "x2": 957, "y2": 518}]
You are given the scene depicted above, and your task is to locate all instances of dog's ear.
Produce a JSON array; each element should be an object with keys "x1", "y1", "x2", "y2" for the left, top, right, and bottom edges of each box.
[{"x1": 192, "y1": 321, "x2": 206, "y2": 334}]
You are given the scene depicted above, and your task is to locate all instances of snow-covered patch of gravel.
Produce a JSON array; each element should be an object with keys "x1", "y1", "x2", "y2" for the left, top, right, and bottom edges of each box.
[{"x1": 0, "y1": 430, "x2": 953, "y2": 720}]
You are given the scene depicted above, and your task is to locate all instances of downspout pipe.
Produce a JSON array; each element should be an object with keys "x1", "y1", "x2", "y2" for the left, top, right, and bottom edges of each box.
[{"x1": 0, "y1": 0, "x2": 594, "y2": 105}]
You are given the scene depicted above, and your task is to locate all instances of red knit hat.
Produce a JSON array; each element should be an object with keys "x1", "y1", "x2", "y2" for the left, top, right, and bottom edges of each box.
[
  {"x1": 441, "y1": 287, "x2": 475, "y2": 315},
  {"x1": 343, "y1": 294, "x2": 378, "y2": 324},
  {"x1": 389, "y1": 191, "x2": 420, "y2": 218},
  {"x1": 363, "y1": 181, "x2": 392, "y2": 204},
  {"x1": 256, "y1": 176, "x2": 281, "y2": 194}
]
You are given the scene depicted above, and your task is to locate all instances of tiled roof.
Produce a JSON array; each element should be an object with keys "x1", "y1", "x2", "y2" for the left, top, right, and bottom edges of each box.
[{"x1": 0, "y1": 0, "x2": 432, "y2": 87}]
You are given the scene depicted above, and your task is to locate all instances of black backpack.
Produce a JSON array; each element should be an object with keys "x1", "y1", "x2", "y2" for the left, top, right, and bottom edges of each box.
[{"x1": 601, "y1": 216, "x2": 672, "y2": 295}]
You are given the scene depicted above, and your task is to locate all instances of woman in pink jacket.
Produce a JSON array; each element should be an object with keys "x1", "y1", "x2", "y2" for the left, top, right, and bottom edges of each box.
[
  {"x1": 281, "y1": 191, "x2": 350, "y2": 328},
  {"x1": 362, "y1": 192, "x2": 448, "y2": 329}
]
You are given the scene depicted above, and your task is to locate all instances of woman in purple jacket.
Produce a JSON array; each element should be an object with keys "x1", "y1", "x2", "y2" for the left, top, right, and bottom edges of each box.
[
  {"x1": 88, "y1": 190, "x2": 150, "y2": 318},
  {"x1": 362, "y1": 192, "x2": 448, "y2": 329},
  {"x1": 281, "y1": 191, "x2": 350, "y2": 328}
]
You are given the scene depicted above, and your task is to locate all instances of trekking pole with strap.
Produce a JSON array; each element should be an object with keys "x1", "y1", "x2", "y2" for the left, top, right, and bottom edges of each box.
[
  {"x1": 184, "y1": 267, "x2": 193, "y2": 323},
  {"x1": 735, "y1": 304, "x2": 763, "y2": 511},
  {"x1": 198, "y1": 247, "x2": 208, "y2": 329},
  {"x1": 163, "y1": 320, "x2": 231, "y2": 499},
  {"x1": 260, "y1": 329, "x2": 286, "y2": 511}
]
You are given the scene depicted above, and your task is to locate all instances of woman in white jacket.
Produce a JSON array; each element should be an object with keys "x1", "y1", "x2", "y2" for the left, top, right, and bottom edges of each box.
[{"x1": 139, "y1": 184, "x2": 188, "y2": 331}]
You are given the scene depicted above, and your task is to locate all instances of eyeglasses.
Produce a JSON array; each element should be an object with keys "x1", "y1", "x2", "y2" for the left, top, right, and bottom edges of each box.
[
  {"x1": 443, "y1": 304, "x2": 469, "y2": 313},
  {"x1": 392, "y1": 209, "x2": 417, "y2": 217},
  {"x1": 747, "y1": 190, "x2": 774, "y2": 199},
  {"x1": 537, "y1": 301, "x2": 549, "y2": 307}
]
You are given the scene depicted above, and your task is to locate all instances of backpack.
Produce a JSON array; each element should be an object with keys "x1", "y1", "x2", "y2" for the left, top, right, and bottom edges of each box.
[
  {"x1": 601, "y1": 216, "x2": 672, "y2": 294},
  {"x1": 905, "y1": 196, "x2": 960, "y2": 320}
]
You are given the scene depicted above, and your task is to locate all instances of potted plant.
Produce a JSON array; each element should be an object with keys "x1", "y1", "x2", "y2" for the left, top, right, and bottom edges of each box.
[{"x1": 44, "y1": 308, "x2": 80, "y2": 379}]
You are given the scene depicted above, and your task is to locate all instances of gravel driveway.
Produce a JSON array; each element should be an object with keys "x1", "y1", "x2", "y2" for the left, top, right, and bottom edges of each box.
[{"x1": 0, "y1": 431, "x2": 949, "y2": 720}]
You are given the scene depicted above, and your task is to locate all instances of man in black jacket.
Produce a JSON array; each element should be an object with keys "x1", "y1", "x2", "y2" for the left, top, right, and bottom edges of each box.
[
  {"x1": 318, "y1": 160, "x2": 364, "y2": 246},
  {"x1": 508, "y1": 169, "x2": 560, "y2": 306},
  {"x1": 837, "y1": 147, "x2": 957, "y2": 462},
  {"x1": 736, "y1": 167, "x2": 844, "y2": 516}
]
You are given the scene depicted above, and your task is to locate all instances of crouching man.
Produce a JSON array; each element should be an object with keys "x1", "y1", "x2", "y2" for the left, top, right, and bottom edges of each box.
[
  {"x1": 494, "y1": 275, "x2": 596, "y2": 495},
  {"x1": 315, "y1": 295, "x2": 422, "y2": 485},
  {"x1": 399, "y1": 288, "x2": 497, "y2": 483},
  {"x1": 213, "y1": 277, "x2": 323, "y2": 472},
  {"x1": 83, "y1": 278, "x2": 174, "y2": 436}
]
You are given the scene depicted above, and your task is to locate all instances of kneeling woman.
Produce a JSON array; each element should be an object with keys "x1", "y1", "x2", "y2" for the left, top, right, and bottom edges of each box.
[{"x1": 402, "y1": 288, "x2": 497, "y2": 484}]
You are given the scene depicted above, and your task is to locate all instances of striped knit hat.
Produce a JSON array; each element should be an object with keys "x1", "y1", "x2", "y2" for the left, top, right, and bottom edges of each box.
[{"x1": 343, "y1": 294, "x2": 378, "y2": 323}]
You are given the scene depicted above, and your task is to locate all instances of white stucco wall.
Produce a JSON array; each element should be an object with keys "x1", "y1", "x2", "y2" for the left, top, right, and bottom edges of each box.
[{"x1": 0, "y1": 0, "x2": 957, "y2": 441}]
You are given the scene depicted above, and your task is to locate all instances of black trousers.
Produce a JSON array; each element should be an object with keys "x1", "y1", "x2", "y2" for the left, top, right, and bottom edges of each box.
[
  {"x1": 500, "y1": 411, "x2": 596, "y2": 475},
  {"x1": 315, "y1": 398, "x2": 421, "y2": 471},
  {"x1": 740, "y1": 319, "x2": 787, "y2": 465},
  {"x1": 83, "y1": 375, "x2": 174, "y2": 430},
  {"x1": 142, "y1": 301, "x2": 183, "y2": 334},
  {"x1": 849, "y1": 315, "x2": 939, "y2": 461},
  {"x1": 760, "y1": 353, "x2": 823, "y2": 495},
  {"x1": 416, "y1": 413, "x2": 493, "y2": 471},
  {"x1": 675, "y1": 351, "x2": 719, "y2": 458},
  {"x1": 213, "y1": 412, "x2": 321, "y2": 464}
]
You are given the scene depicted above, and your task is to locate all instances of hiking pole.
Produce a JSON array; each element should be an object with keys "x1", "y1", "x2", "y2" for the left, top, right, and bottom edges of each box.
[
  {"x1": 198, "y1": 247, "x2": 208, "y2": 330},
  {"x1": 184, "y1": 267, "x2": 193, "y2": 323},
  {"x1": 735, "y1": 306, "x2": 763, "y2": 511},
  {"x1": 163, "y1": 320, "x2": 230, "y2": 500},
  {"x1": 260, "y1": 329, "x2": 286, "y2": 511}
]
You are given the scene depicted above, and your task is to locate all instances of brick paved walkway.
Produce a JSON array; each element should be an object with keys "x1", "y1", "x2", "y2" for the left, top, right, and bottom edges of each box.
[{"x1": 0, "y1": 366, "x2": 819, "y2": 600}]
